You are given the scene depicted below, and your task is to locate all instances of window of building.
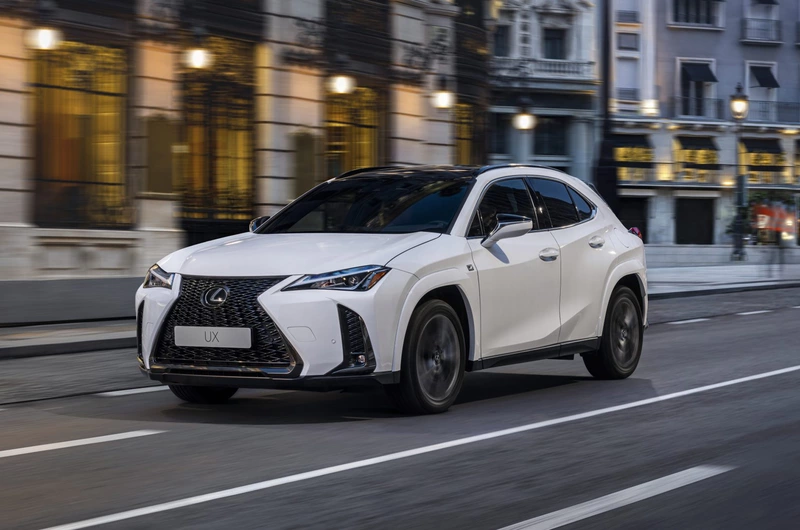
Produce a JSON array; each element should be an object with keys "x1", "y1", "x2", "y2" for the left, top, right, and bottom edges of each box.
[
  {"x1": 747, "y1": 63, "x2": 779, "y2": 121},
  {"x1": 534, "y1": 117, "x2": 569, "y2": 156},
  {"x1": 529, "y1": 178, "x2": 579, "y2": 228},
  {"x1": 612, "y1": 135, "x2": 654, "y2": 182},
  {"x1": 469, "y1": 178, "x2": 536, "y2": 237},
  {"x1": 455, "y1": 103, "x2": 476, "y2": 165},
  {"x1": 616, "y1": 57, "x2": 640, "y2": 101},
  {"x1": 617, "y1": 33, "x2": 640, "y2": 51},
  {"x1": 490, "y1": 113, "x2": 512, "y2": 155},
  {"x1": 326, "y1": 87, "x2": 381, "y2": 178},
  {"x1": 678, "y1": 61, "x2": 718, "y2": 117},
  {"x1": 494, "y1": 25, "x2": 510, "y2": 57},
  {"x1": 674, "y1": 136, "x2": 720, "y2": 183},
  {"x1": 183, "y1": 37, "x2": 255, "y2": 223},
  {"x1": 740, "y1": 138, "x2": 788, "y2": 186},
  {"x1": 543, "y1": 28, "x2": 566, "y2": 60},
  {"x1": 672, "y1": 0, "x2": 722, "y2": 27},
  {"x1": 32, "y1": 41, "x2": 129, "y2": 229}
]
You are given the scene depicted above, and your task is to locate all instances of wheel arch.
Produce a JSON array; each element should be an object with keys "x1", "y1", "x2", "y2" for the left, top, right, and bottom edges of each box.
[
  {"x1": 596, "y1": 260, "x2": 647, "y2": 337},
  {"x1": 392, "y1": 270, "x2": 479, "y2": 373}
]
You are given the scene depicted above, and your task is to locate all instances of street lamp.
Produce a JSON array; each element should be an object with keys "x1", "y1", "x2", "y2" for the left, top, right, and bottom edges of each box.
[
  {"x1": 26, "y1": 0, "x2": 61, "y2": 51},
  {"x1": 513, "y1": 98, "x2": 536, "y2": 163},
  {"x1": 184, "y1": 25, "x2": 213, "y2": 69},
  {"x1": 730, "y1": 83, "x2": 750, "y2": 261},
  {"x1": 432, "y1": 76, "x2": 455, "y2": 110},
  {"x1": 327, "y1": 54, "x2": 356, "y2": 95}
]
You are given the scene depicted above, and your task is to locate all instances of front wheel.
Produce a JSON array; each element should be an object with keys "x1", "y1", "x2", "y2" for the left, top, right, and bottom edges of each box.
[
  {"x1": 169, "y1": 385, "x2": 238, "y2": 404},
  {"x1": 386, "y1": 299, "x2": 466, "y2": 414},
  {"x1": 583, "y1": 286, "x2": 643, "y2": 379}
]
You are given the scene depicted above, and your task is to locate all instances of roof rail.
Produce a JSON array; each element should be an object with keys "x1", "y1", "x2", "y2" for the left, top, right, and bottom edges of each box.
[
  {"x1": 335, "y1": 166, "x2": 403, "y2": 178},
  {"x1": 474, "y1": 164, "x2": 569, "y2": 176}
]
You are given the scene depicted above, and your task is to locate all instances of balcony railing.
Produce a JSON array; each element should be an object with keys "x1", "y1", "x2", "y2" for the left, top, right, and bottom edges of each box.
[
  {"x1": 491, "y1": 57, "x2": 595, "y2": 84},
  {"x1": 616, "y1": 10, "x2": 640, "y2": 24},
  {"x1": 746, "y1": 101, "x2": 800, "y2": 123},
  {"x1": 617, "y1": 88, "x2": 640, "y2": 102},
  {"x1": 671, "y1": 97, "x2": 725, "y2": 120},
  {"x1": 742, "y1": 18, "x2": 782, "y2": 43},
  {"x1": 618, "y1": 164, "x2": 799, "y2": 187}
]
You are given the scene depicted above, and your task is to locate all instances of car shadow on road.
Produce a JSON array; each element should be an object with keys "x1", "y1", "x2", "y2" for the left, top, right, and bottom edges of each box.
[{"x1": 51, "y1": 370, "x2": 642, "y2": 426}]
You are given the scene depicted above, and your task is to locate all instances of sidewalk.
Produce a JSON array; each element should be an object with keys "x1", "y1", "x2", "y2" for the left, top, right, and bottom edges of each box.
[{"x1": 2, "y1": 264, "x2": 800, "y2": 359}]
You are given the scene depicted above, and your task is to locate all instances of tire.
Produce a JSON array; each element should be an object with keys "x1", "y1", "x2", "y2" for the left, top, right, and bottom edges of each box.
[
  {"x1": 168, "y1": 385, "x2": 238, "y2": 404},
  {"x1": 386, "y1": 299, "x2": 466, "y2": 414},
  {"x1": 583, "y1": 286, "x2": 643, "y2": 380}
]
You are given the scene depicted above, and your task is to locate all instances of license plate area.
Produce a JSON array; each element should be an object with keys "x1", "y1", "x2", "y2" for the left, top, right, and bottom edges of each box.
[{"x1": 174, "y1": 326, "x2": 252, "y2": 349}]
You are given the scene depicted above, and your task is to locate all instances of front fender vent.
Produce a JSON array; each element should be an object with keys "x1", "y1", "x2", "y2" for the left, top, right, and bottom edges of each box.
[{"x1": 335, "y1": 305, "x2": 376, "y2": 375}]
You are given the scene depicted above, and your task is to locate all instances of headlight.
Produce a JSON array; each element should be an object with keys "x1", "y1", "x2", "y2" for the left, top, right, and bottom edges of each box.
[
  {"x1": 143, "y1": 264, "x2": 174, "y2": 289},
  {"x1": 283, "y1": 265, "x2": 390, "y2": 292}
]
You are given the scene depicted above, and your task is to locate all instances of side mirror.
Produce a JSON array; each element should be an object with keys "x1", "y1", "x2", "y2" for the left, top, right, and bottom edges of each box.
[
  {"x1": 481, "y1": 214, "x2": 533, "y2": 248},
  {"x1": 628, "y1": 227, "x2": 643, "y2": 240},
  {"x1": 249, "y1": 215, "x2": 271, "y2": 232}
]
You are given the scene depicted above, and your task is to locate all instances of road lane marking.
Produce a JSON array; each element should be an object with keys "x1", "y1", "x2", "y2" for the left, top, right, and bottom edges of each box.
[
  {"x1": 97, "y1": 387, "x2": 169, "y2": 397},
  {"x1": 666, "y1": 318, "x2": 710, "y2": 325},
  {"x1": 793, "y1": 306, "x2": 800, "y2": 309},
  {"x1": 40, "y1": 364, "x2": 800, "y2": 530},
  {"x1": 0, "y1": 430, "x2": 164, "y2": 460},
  {"x1": 497, "y1": 465, "x2": 734, "y2": 530},
  {"x1": 737, "y1": 310, "x2": 773, "y2": 316}
]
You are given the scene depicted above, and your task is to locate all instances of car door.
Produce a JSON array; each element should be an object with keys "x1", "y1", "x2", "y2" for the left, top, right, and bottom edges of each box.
[
  {"x1": 528, "y1": 177, "x2": 616, "y2": 344},
  {"x1": 468, "y1": 178, "x2": 562, "y2": 359}
]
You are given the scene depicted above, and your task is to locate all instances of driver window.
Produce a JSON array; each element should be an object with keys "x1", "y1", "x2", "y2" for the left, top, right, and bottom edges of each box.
[{"x1": 468, "y1": 178, "x2": 537, "y2": 237}]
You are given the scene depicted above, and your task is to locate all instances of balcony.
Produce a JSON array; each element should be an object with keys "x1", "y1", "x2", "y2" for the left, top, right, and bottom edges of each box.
[
  {"x1": 671, "y1": 97, "x2": 725, "y2": 120},
  {"x1": 741, "y1": 18, "x2": 782, "y2": 44},
  {"x1": 617, "y1": 88, "x2": 640, "y2": 102},
  {"x1": 616, "y1": 10, "x2": 640, "y2": 24},
  {"x1": 491, "y1": 57, "x2": 595, "y2": 87},
  {"x1": 618, "y1": 164, "x2": 799, "y2": 188}
]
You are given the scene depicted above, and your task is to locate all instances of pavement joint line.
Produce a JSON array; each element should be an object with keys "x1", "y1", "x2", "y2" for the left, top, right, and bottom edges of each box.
[
  {"x1": 0, "y1": 430, "x2": 165, "y2": 460},
  {"x1": 665, "y1": 318, "x2": 710, "y2": 325},
  {"x1": 96, "y1": 387, "x2": 170, "y2": 397},
  {"x1": 736, "y1": 310, "x2": 774, "y2": 316},
  {"x1": 38, "y1": 364, "x2": 800, "y2": 530},
  {"x1": 496, "y1": 465, "x2": 735, "y2": 530}
]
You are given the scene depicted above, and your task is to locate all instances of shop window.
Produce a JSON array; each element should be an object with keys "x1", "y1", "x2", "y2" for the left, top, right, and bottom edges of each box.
[
  {"x1": 33, "y1": 41, "x2": 128, "y2": 229},
  {"x1": 615, "y1": 146, "x2": 654, "y2": 182},
  {"x1": 326, "y1": 87, "x2": 381, "y2": 177},
  {"x1": 182, "y1": 36, "x2": 255, "y2": 222},
  {"x1": 455, "y1": 103, "x2": 474, "y2": 165}
]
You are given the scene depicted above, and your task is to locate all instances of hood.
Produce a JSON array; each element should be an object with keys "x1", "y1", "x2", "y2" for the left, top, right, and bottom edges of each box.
[{"x1": 158, "y1": 232, "x2": 440, "y2": 277}]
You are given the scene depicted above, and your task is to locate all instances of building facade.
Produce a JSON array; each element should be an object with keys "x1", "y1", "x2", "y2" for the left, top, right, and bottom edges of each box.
[
  {"x1": 487, "y1": 0, "x2": 598, "y2": 182},
  {"x1": 609, "y1": 0, "x2": 799, "y2": 246},
  {"x1": 0, "y1": 0, "x2": 491, "y2": 281}
]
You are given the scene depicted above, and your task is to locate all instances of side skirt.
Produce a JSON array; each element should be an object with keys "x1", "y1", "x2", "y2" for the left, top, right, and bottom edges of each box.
[{"x1": 466, "y1": 338, "x2": 600, "y2": 372}]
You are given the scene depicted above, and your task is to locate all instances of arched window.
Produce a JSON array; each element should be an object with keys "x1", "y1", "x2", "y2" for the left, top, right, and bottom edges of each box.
[
  {"x1": 325, "y1": 87, "x2": 381, "y2": 177},
  {"x1": 33, "y1": 41, "x2": 128, "y2": 228}
]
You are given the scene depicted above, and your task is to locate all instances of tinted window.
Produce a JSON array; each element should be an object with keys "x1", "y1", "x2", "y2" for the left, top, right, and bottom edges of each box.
[
  {"x1": 469, "y1": 179, "x2": 536, "y2": 237},
  {"x1": 260, "y1": 176, "x2": 471, "y2": 234},
  {"x1": 568, "y1": 187, "x2": 594, "y2": 221},
  {"x1": 530, "y1": 178, "x2": 579, "y2": 228}
]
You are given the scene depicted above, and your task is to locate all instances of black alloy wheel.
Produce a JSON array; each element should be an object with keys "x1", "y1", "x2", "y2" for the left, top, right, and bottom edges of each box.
[{"x1": 583, "y1": 286, "x2": 643, "y2": 379}]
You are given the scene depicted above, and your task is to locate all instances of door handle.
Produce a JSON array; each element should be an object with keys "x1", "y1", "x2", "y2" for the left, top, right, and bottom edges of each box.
[
  {"x1": 539, "y1": 248, "x2": 559, "y2": 262},
  {"x1": 589, "y1": 236, "x2": 605, "y2": 249}
]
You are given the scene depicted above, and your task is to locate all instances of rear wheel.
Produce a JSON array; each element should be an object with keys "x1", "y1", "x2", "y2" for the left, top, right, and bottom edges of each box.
[
  {"x1": 168, "y1": 385, "x2": 238, "y2": 404},
  {"x1": 386, "y1": 299, "x2": 466, "y2": 414},
  {"x1": 583, "y1": 286, "x2": 643, "y2": 379}
]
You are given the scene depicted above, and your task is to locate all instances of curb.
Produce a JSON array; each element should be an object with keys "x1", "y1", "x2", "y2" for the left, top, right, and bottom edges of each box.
[
  {"x1": 649, "y1": 281, "x2": 800, "y2": 300},
  {"x1": 0, "y1": 336, "x2": 136, "y2": 360}
]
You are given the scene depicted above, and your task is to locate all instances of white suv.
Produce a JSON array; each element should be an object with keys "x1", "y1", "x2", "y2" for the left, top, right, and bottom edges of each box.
[{"x1": 136, "y1": 165, "x2": 647, "y2": 414}]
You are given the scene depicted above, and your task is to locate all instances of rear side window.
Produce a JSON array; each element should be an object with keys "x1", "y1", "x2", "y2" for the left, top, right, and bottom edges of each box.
[
  {"x1": 469, "y1": 178, "x2": 537, "y2": 237},
  {"x1": 529, "y1": 178, "x2": 579, "y2": 228},
  {"x1": 568, "y1": 187, "x2": 594, "y2": 221}
]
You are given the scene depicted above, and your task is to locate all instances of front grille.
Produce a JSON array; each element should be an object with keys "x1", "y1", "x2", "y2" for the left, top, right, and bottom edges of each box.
[
  {"x1": 136, "y1": 303, "x2": 144, "y2": 363},
  {"x1": 153, "y1": 276, "x2": 296, "y2": 368}
]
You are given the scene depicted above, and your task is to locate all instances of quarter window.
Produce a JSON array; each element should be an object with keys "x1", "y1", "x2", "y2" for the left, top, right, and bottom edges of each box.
[
  {"x1": 469, "y1": 179, "x2": 536, "y2": 237},
  {"x1": 568, "y1": 188, "x2": 594, "y2": 221},
  {"x1": 529, "y1": 178, "x2": 579, "y2": 228}
]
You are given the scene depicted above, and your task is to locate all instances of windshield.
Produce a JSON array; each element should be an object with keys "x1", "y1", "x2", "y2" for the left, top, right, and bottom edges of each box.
[{"x1": 258, "y1": 176, "x2": 473, "y2": 234}]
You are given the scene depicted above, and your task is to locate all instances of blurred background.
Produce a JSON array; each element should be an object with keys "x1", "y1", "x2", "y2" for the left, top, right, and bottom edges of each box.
[{"x1": 0, "y1": 0, "x2": 799, "y2": 325}]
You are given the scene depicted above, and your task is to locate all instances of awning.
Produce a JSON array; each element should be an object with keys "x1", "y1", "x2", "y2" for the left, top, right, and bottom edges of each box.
[
  {"x1": 612, "y1": 134, "x2": 652, "y2": 148},
  {"x1": 682, "y1": 63, "x2": 718, "y2": 83},
  {"x1": 755, "y1": 0, "x2": 778, "y2": 5},
  {"x1": 741, "y1": 138, "x2": 783, "y2": 154},
  {"x1": 676, "y1": 136, "x2": 718, "y2": 150},
  {"x1": 751, "y1": 66, "x2": 779, "y2": 89}
]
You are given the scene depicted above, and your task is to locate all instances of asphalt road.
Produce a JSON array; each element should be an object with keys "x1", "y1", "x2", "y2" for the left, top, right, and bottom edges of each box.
[{"x1": 0, "y1": 289, "x2": 799, "y2": 530}]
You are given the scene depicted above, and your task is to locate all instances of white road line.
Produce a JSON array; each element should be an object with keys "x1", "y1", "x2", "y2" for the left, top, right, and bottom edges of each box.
[
  {"x1": 498, "y1": 465, "x2": 734, "y2": 530},
  {"x1": 737, "y1": 310, "x2": 773, "y2": 316},
  {"x1": 97, "y1": 386, "x2": 170, "y2": 397},
  {"x1": 40, "y1": 365, "x2": 800, "y2": 530},
  {"x1": 666, "y1": 318, "x2": 710, "y2": 325},
  {"x1": 0, "y1": 430, "x2": 164, "y2": 460},
  {"x1": 793, "y1": 306, "x2": 800, "y2": 309}
]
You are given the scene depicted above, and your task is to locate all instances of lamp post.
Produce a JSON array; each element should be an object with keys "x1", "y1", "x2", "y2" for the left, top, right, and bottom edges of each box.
[
  {"x1": 182, "y1": 1, "x2": 212, "y2": 70},
  {"x1": 513, "y1": 97, "x2": 536, "y2": 163},
  {"x1": 730, "y1": 83, "x2": 750, "y2": 261}
]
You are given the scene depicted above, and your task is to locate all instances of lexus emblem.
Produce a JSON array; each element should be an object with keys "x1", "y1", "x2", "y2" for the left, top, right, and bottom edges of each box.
[{"x1": 203, "y1": 286, "x2": 229, "y2": 307}]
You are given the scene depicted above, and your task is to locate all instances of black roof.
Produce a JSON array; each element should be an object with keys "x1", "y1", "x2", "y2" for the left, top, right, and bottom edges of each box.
[{"x1": 336, "y1": 164, "x2": 567, "y2": 180}]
